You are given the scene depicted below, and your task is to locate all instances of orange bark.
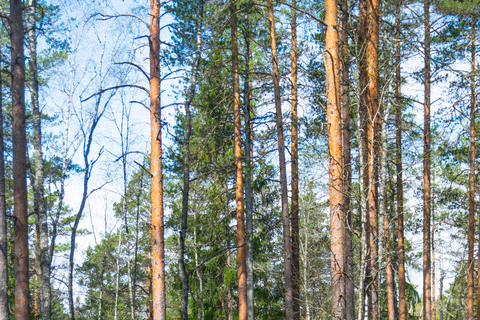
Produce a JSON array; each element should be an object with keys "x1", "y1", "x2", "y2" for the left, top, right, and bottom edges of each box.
[
  {"x1": 231, "y1": 5, "x2": 247, "y2": 319},
  {"x1": 325, "y1": 1, "x2": 345, "y2": 319},
  {"x1": 150, "y1": 0, "x2": 166, "y2": 319}
]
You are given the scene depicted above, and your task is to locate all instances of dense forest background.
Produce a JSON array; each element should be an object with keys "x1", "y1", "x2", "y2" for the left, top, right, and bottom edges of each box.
[{"x1": 0, "y1": 0, "x2": 479, "y2": 319}]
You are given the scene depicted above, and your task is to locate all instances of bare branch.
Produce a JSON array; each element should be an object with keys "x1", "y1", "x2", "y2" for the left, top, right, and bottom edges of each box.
[
  {"x1": 115, "y1": 62, "x2": 149, "y2": 81},
  {"x1": 92, "y1": 12, "x2": 149, "y2": 28},
  {"x1": 80, "y1": 84, "x2": 149, "y2": 102}
]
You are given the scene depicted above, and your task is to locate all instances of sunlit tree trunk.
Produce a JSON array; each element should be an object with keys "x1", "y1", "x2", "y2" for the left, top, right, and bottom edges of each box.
[
  {"x1": 231, "y1": 4, "x2": 247, "y2": 319},
  {"x1": 325, "y1": 1, "x2": 345, "y2": 319},
  {"x1": 267, "y1": 0, "x2": 294, "y2": 317},
  {"x1": 11, "y1": 0, "x2": 29, "y2": 318},
  {"x1": 423, "y1": 1, "x2": 432, "y2": 319},
  {"x1": 150, "y1": 0, "x2": 166, "y2": 318}
]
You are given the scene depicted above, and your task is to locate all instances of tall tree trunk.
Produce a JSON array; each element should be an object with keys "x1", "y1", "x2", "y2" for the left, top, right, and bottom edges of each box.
[
  {"x1": 423, "y1": 1, "x2": 432, "y2": 319},
  {"x1": 11, "y1": 0, "x2": 29, "y2": 318},
  {"x1": 0, "y1": 58, "x2": 7, "y2": 320},
  {"x1": 468, "y1": 17, "x2": 476, "y2": 320},
  {"x1": 150, "y1": 0, "x2": 166, "y2": 318},
  {"x1": 432, "y1": 190, "x2": 436, "y2": 320},
  {"x1": 28, "y1": 1, "x2": 51, "y2": 318},
  {"x1": 355, "y1": 36, "x2": 368, "y2": 320},
  {"x1": 440, "y1": 268, "x2": 444, "y2": 320},
  {"x1": 114, "y1": 227, "x2": 123, "y2": 320},
  {"x1": 380, "y1": 102, "x2": 395, "y2": 320},
  {"x1": 360, "y1": 0, "x2": 380, "y2": 317},
  {"x1": 384, "y1": 194, "x2": 395, "y2": 320},
  {"x1": 50, "y1": 61, "x2": 72, "y2": 268},
  {"x1": 266, "y1": 0, "x2": 294, "y2": 318},
  {"x1": 325, "y1": 1, "x2": 345, "y2": 319},
  {"x1": 395, "y1": 2, "x2": 406, "y2": 320},
  {"x1": 244, "y1": 10, "x2": 254, "y2": 320},
  {"x1": 338, "y1": 0, "x2": 354, "y2": 318},
  {"x1": 290, "y1": 0, "x2": 300, "y2": 318},
  {"x1": 231, "y1": 4, "x2": 247, "y2": 319},
  {"x1": 179, "y1": 1, "x2": 204, "y2": 318},
  {"x1": 193, "y1": 210, "x2": 205, "y2": 320}
]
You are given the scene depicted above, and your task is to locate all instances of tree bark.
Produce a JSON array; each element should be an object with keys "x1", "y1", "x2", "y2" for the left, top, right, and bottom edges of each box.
[
  {"x1": 395, "y1": 2, "x2": 406, "y2": 320},
  {"x1": 468, "y1": 17, "x2": 476, "y2": 320},
  {"x1": 338, "y1": 0, "x2": 354, "y2": 318},
  {"x1": 244, "y1": 10, "x2": 254, "y2": 320},
  {"x1": 423, "y1": 1, "x2": 432, "y2": 319},
  {"x1": 28, "y1": 1, "x2": 51, "y2": 318},
  {"x1": 231, "y1": 4, "x2": 247, "y2": 319},
  {"x1": 355, "y1": 33, "x2": 367, "y2": 320},
  {"x1": 114, "y1": 227, "x2": 123, "y2": 320},
  {"x1": 290, "y1": 1, "x2": 300, "y2": 318},
  {"x1": 179, "y1": 1, "x2": 205, "y2": 318},
  {"x1": 11, "y1": 0, "x2": 29, "y2": 318},
  {"x1": 325, "y1": 1, "x2": 345, "y2": 319},
  {"x1": 359, "y1": 0, "x2": 380, "y2": 317},
  {"x1": 384, "y1": 197, "x2": 395, "y2": 320},
  {"x1": 150, "y1": 0, "x2": 166, "y2": 319},
  {"x1": 0, "y1": 53, "x2": 7, "y2": 320},
  {"x1": 266, "y1": 0, "x2": 294, "y2": 317},
  {"x1": 0, "y1": 57, "x2": 7, "y2": 320},
  {"x1": 380, "y1": 102, "x2": 395, "y2": 320}
]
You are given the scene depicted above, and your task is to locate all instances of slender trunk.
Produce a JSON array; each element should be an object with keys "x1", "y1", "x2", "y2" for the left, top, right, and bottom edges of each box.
[
  {"x1": 114, "y1": 227, "x2": 123, "y2": 320},
  {"x1": 97, "y1": 240, "x2": 108, "y2": 320},
  {"x1": 355, "y1": 37, "x2": 368, "y2": 320},
  {"x1": 302, "y1": 209, "x2": 310, "y2": 320},
  {"x1": 50, "y1": 61, "x2": 72, "y2": 268},
  {"x1": 385, "y1": 200, "x2": 395, "y2": 320},
  {"x1": 360, "y1": 0, "x2": 380, "y2": 317},
  {"x1": 150, "y1": 0, "x2": 166, "y2": 318},
  {"x1": 193, "y1": 210, "x2": 204, "y2": 320},
  {"x1": 231, "y1": 5, "x2": 247, "y2": 319},
  {"x1": 440, "y1": 268, "x2": 444, "y2": 320},
  {"x1": 380, "y1": 103, "x2": 395, "y2": 320},
  {"x1": 290, "y1": 1, "x2": 300, "y2": 318},
  {"x1": 468, "y1": 17, "x2": 476, "y2": 320},
  {"x1": 267, "y1": 0, "x2": 294, "y2": 318},
  {"x1": 396, "y1": 2, "x2": 406, "y2": 320},
  {"x1": 325, "y1": 1, "x2": 345, "y2": 319},
  {"x1": 338, "y1": 0, "x2": 354, "y2": 318},
  {"x1": 423, "y1": 1, "x2": 432, "y2": 319},
  {"x1": 378, "y1": 108, "x2": 388, "y2": 320},
  {"x1": 432, "y1": 193, "x2": 436, "y2": 320},
  {"x1": 28, "y1": 1, "x2": 51, "y2": 318},
  {"x1": 0, "y1": 59, "x2": 8, "y2": 320},
  {"x1": 68, "y1": 90, "x2": 105, "y2": 320},
  {"x1": 11, "y1": 0, "x2": 29, "y2": 318},
  {"x1": 244, "y1": 10, "x2": 254, "y2": 320},
  {"x1": 179, "y1": 2, "x2": 204, "y2": 319}
]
